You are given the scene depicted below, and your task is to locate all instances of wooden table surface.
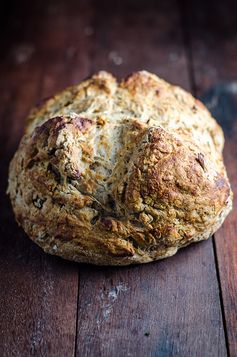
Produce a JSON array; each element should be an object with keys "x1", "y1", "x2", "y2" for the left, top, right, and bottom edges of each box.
[{"x1": 0, "y1": 0, "x2": 237, "y2": 356}]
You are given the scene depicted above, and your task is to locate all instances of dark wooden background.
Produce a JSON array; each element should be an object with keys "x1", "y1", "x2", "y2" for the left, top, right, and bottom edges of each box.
[{"x1": 0, "y1": 0, "x2": 236, "y2": 356}]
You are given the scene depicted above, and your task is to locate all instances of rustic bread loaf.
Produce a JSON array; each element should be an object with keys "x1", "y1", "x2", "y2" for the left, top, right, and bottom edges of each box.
[{"x1": 8, "y1": 71, "x2": 232, "y2": 265}]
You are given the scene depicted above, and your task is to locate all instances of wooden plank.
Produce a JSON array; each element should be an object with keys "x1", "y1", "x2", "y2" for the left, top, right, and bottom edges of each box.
[
  {"x1": 182, "y1": 0, "x2": 237, "y2": 355},
  {"x1": 0, "y1": 0, "x2": 93, "y2": 355},
  {"x1": 90, "y1": 0, "x2": 190, "y2": 88},
  {"x1": 77, "y1": 242, "x2": 226, "y2": 357},
  {"x1": 75, "y1": 1, "x2": 227, "y2": 356}
]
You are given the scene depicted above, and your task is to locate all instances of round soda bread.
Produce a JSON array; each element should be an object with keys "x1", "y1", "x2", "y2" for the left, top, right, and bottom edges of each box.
[{"x1": 8, "y1": 71, "x2": 232, "y2": 265}]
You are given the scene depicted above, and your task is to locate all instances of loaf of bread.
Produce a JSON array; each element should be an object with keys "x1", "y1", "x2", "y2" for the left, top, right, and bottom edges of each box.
[{"x1": 8, "y1": 71, "x2": 232, "y2": 265}]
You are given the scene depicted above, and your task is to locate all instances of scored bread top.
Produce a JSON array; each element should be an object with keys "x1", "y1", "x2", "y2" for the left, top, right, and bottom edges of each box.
[{"x1": 8, "y1": 71, "x2": 232, "y2": 265}]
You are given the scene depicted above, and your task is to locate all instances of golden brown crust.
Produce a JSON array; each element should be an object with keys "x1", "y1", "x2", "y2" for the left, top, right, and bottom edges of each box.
[{"x1": 8, "y1": 71, "x2": 232, "y2": 265}]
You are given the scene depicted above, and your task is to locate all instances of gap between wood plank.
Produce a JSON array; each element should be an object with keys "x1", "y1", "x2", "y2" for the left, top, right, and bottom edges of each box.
[
  {"x1": 176, "y1": 0, "x2": 196, "y2": 96},
  {"x1": 74, "y1": 269, "x2": 80, "y2": 357},
  {"x1": 212, "y1": 238, "x2": 230, "y2": 357}
]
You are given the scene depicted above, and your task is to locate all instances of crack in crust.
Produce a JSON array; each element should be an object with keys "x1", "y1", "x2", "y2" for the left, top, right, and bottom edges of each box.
[{"x1": 8, "y1": 71, "x2": 232, "y2": 265}]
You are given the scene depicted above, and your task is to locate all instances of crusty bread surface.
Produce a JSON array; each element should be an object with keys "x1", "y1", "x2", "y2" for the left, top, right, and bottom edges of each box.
[{"x1": 8, "y1": 71, "x2": 232, "y2": 265}]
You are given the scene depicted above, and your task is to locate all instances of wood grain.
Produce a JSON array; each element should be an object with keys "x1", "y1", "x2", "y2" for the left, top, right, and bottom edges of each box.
[
  {"x1": 75, "y1": 1, "x2": 227, "y2": 356},
  {"x1": 77, "y1": 242, "x2": 226, "y2": 357},
  {"x1": 1, "y1": 0, "x2": 235, "y2": 355},
  {"x1": 0, "y1": 0, "x2": 93, "y2": 355},
  {"x1": 183, "y1": 0, "x2": 237, "y2": 355}
]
